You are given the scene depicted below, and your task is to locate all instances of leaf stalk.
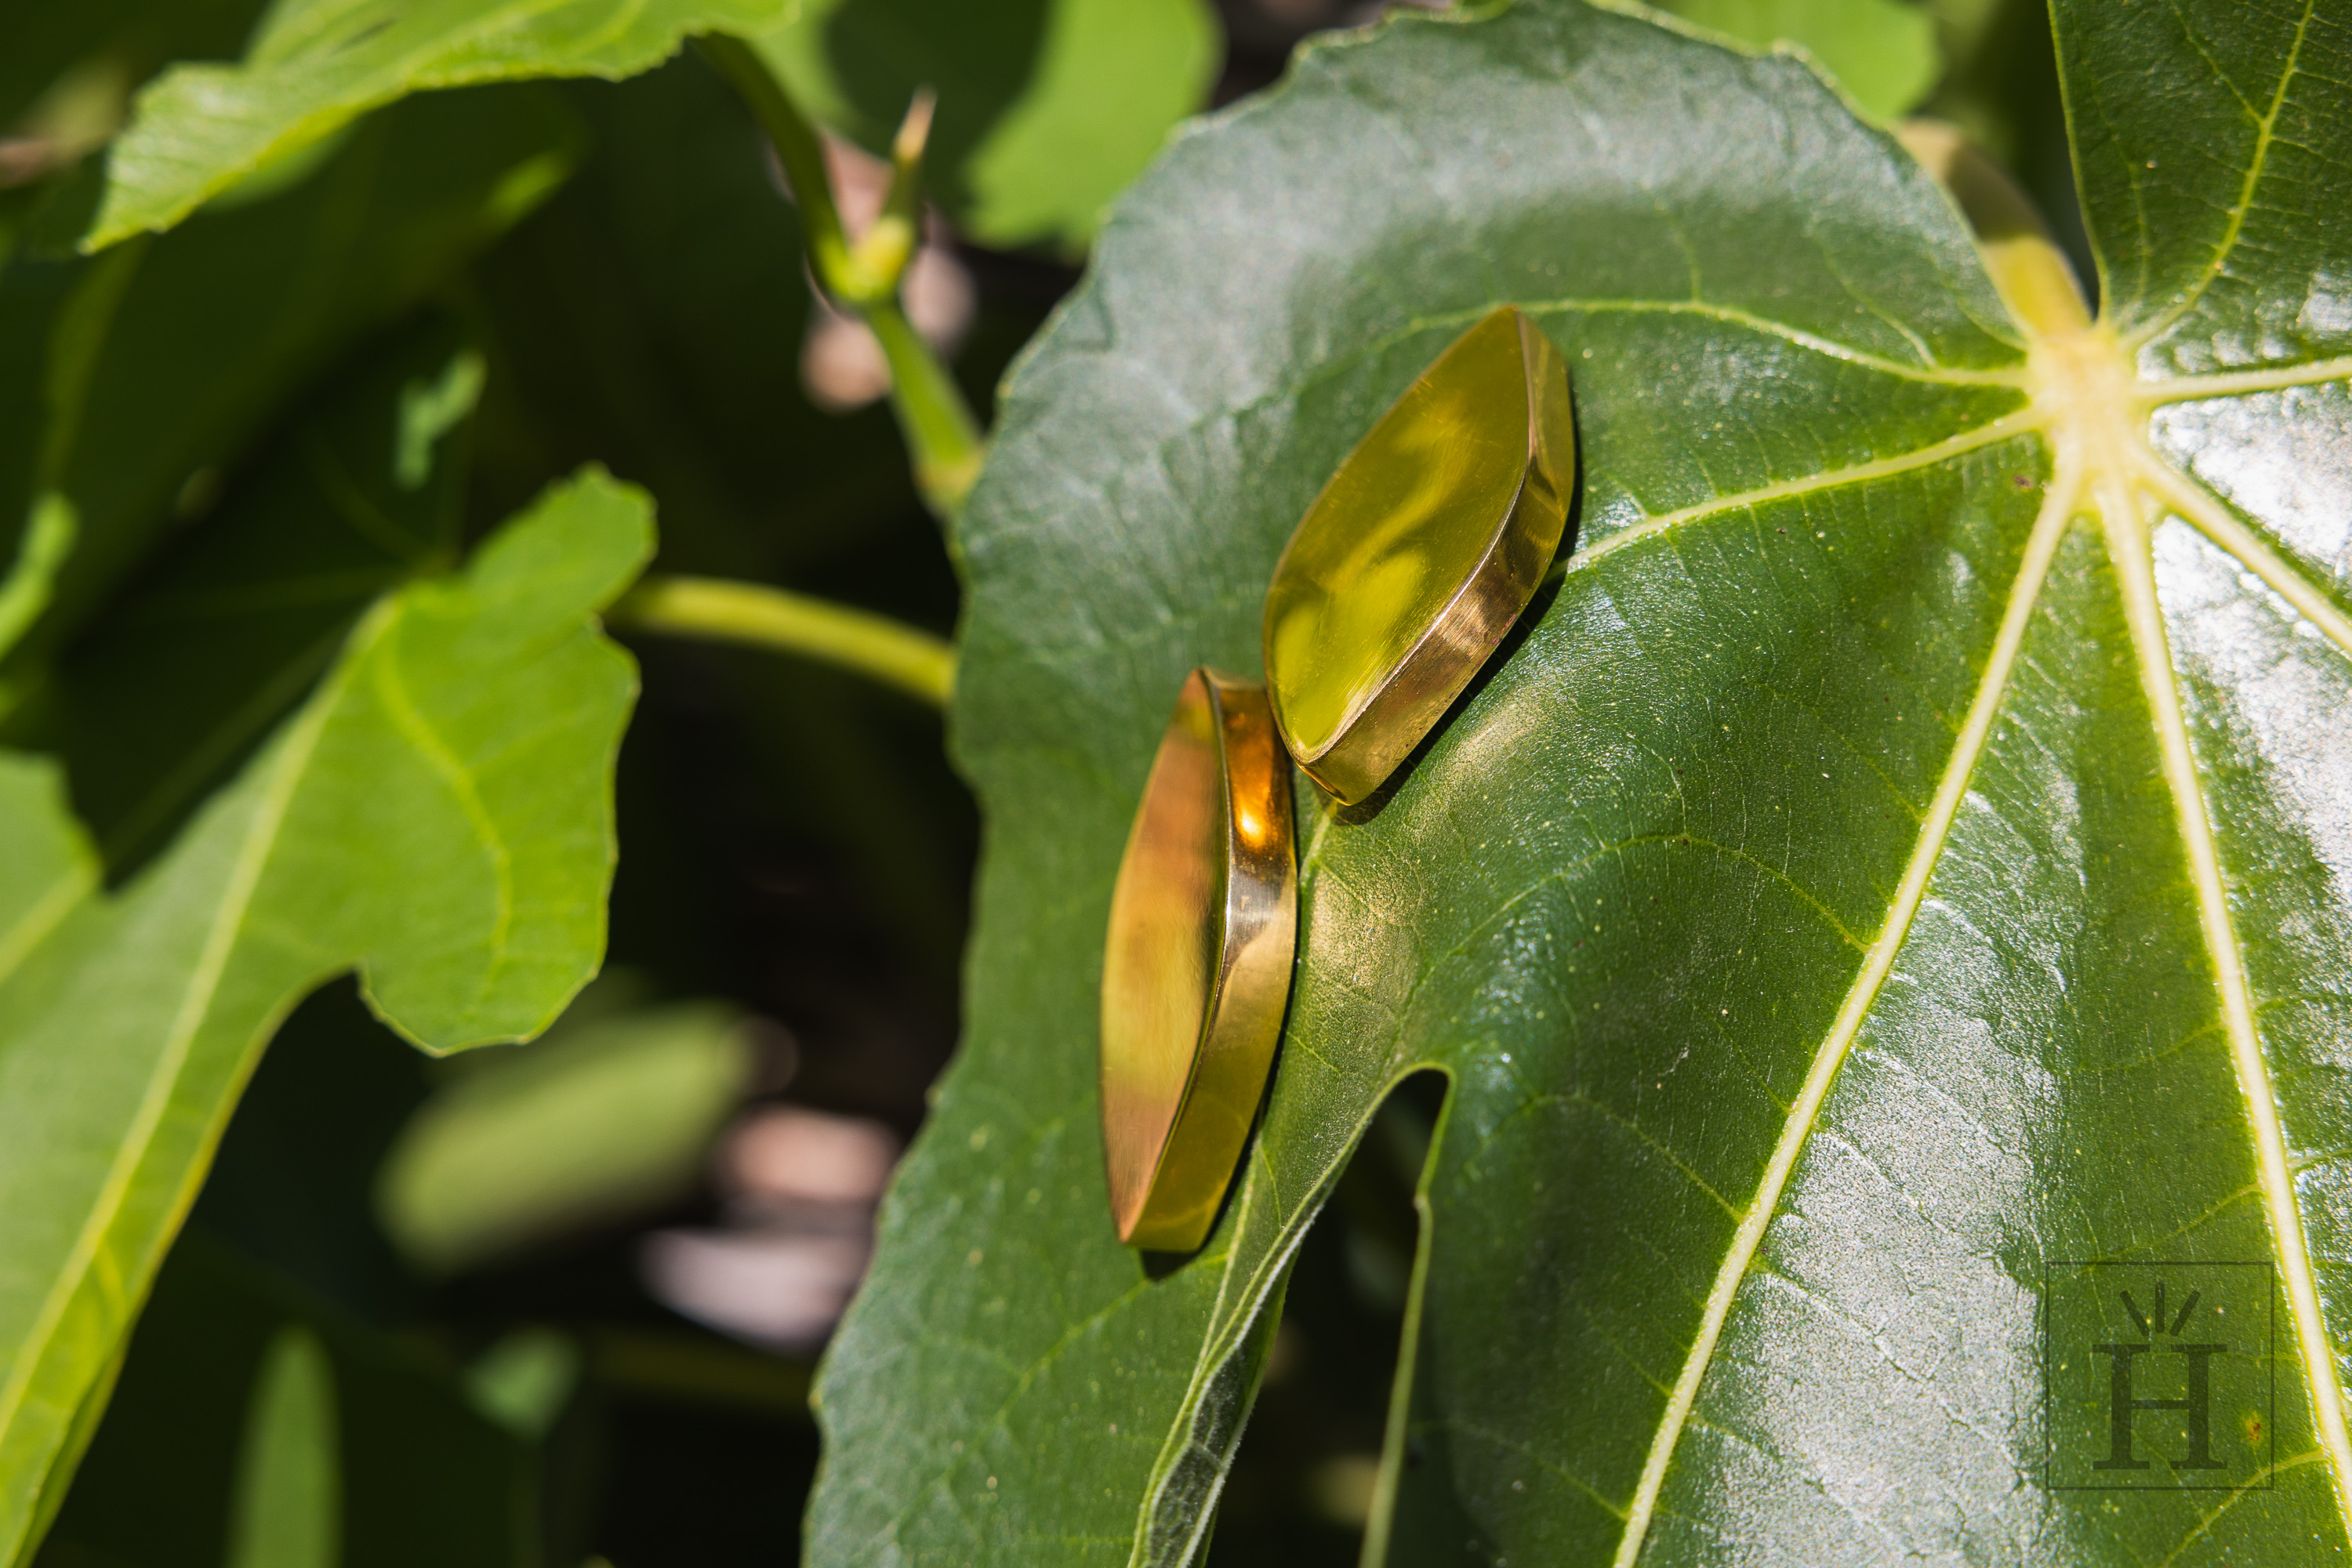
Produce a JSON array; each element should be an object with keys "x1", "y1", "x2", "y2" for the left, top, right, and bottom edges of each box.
[
  {"x1": 696, "y1": 34, "x2": 984, "y2": 520},
  {"x1": 608, "y1": 575, "x2": 955, "y2": 709}
]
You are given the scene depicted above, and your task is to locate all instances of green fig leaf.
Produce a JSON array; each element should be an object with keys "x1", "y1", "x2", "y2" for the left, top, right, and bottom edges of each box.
[
  {"x1": 375, "y1": 996, "x2": 756, "y2": 1275},
  {"x1": 0, "y1": 83, "x2": 580, "y2": 681},
  {"x1": 83, "y1": 0, "x2": 793, "y2": 249},
  {"x1": 89, "y1": 0, "x2": 1217, "y2": 256},
  {"x1": 1650, "y1": 0, "x2": 1941, "y2": 119},
  {"x1": 809, "y1": 1, "x2": 2352, "y2": 1563},
  {"x1": 38, "y1": 1236, "x2": 536, "y2": 1568},
  {"x1": 0, "y1": 467, "x2": 649, "y2": 1559}
]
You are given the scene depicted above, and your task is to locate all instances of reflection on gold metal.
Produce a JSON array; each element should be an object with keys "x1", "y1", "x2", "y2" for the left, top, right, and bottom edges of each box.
[
  {"x1": 1263, "y1": 305, "x2": 1574, "y2": 804},
  {"x1": 1100, "y1": 669, "x2": 1297, "y2": 1252}
]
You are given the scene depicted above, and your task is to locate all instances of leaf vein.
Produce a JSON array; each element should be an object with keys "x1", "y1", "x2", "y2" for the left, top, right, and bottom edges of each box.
[{"x1": 1607, "y1": 463, "x2": 2080, "y2": 1568}]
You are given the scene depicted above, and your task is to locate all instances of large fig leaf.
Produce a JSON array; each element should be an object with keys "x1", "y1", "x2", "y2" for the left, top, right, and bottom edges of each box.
[
  {"x1": 0, "y1": 469, "x2": 649, "y2": 1560},
  {"x1": 810, "y1": 1, "x2": 2352, "y2": 1563}
]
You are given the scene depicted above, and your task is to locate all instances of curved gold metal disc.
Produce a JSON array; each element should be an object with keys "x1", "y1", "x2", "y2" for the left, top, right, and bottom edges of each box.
[
  {"x1": 1262, "y1": 304, "x2": 1574, "y2": 805},
  {"x1": 1099, "y1": 669, "x2": 1297, "y2": 1252}
]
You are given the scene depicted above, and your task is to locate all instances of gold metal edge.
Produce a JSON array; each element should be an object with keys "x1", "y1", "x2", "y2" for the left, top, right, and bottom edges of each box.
[
  {"x1": 1124, "y1": 672, "x2": 1298, "y2": 1252},
  {"x1": 1099, "y1": 669, "x2": 1220, "y2": 1244},
  {"x1": 1261, "y1": 308, "x2": 1529, "y2": 791},
  {"x1": 1291, "y1": 312, "x2": 1575, "y2": 805}
]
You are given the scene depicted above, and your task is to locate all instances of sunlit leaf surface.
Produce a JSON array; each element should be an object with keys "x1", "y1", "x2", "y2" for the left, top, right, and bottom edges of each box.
[
  {"x1": 90, "y1": 0, "x2": 1216, "y2": 255},
  {"x1": 0, "y1": 470, "x2": 648, "y2": 1559},
  {"x1": 87, "y1": 0, "x2": 793, "y2": 247},
  {"x1": 811, "y1": 1, "x2": 2352, "y2": 1562}
]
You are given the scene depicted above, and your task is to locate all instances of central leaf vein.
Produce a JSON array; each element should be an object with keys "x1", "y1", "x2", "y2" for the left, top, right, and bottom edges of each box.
[
  {"x1": 2098, "y1": 448, "x2": 2352, "y2": 1527},
  {"x1": 1608, "y1": 457, "x2": 2082, "y2": 1568}
]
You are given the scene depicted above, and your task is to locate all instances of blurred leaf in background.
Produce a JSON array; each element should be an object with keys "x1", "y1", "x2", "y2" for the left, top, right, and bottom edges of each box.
[
  {"x1": 753, "y1": 0, "x2": 1221, "y2": 248},
  {"x1": 463, "y1": 1327, "x2": 586, "y2": 1443},
  {"x1": 223, "y1": 1327, "x2": 339, "y2": 1568},
  {"x1": 45, "y1": 320, "x2": 484, "y2": 874},
  {"x1": 377, "y1": 985, "x2": 765, "y2": 1276},
  {"x1": 92, "y1": 0, "x2": 1221, "y2": 256},
  {"x1": 0, "y1": 83, "x2": 582, "y2": 689},
  {"x1": 1648, "y1": 0, "x2": 1940, "y2": 118},
  {"x1": 466, "y1": 53, "x2": 906, "y2": 582},
  {"x1": 37, "y1": 1240, "x2": 532, "y2": 1568},
  {"x1": 85, "y1": 0, "x2": 799, "y2": 246},
  {"x1": 0, "y1": 0, "x2": 267, "y2": 179}
]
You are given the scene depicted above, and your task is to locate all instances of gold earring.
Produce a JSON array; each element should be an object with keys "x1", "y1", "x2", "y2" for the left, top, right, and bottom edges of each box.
[
  {"x1": 1098, "y1": 669, "x2": 1296, "y2": 1252},
  {"x1": 1263, "y1": 304, "x2": 1574, "y2": 805},
  {"x1": 1096, "y1": 307, "x2": 1571, "y2": 1252}
]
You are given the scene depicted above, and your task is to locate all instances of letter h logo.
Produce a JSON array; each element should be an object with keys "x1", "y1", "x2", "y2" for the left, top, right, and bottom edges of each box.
[
  {"x1": 2090, "y1": 1280, "x2": 2226, "y2": 1472},
  {"x1": 2046, "y1": 1261, "x2": 2273, "y2": 1492}
]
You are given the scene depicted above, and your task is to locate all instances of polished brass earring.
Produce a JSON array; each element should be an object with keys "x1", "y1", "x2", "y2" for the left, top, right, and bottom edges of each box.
[
  {"x1": 1098, "y1": 669, "x2": 1296, "y2": 1251},
  {"x1": 1263, "y1": 304, "x2": 1574, "y2": 804},
  {"x1": 1099, "y1": 306, "x2": 1573, "y2": 1251}
]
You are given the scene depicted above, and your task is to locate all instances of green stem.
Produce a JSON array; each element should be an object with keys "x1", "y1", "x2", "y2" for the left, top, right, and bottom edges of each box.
[
  {"x1": 608, "y1": 575, "x2": 954, "y2": 708},
  {"x1": 866, "y1": 296, "x2": 985, "y2": 514},
  {"x1": 695, "y1": 32, "x2": 985, "y2": 521},
  {"x1": 695, "y1": 34, "x2": 855, "y2": 291}
]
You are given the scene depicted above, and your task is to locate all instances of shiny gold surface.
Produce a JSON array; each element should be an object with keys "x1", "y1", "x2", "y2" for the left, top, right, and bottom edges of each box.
[
  {"x1": 1100, "y1": 669, "x2": 1297, "y2": 1251},
  {"x1": 1263, "y1": 305, "x2": 1574, "y2": 804}
]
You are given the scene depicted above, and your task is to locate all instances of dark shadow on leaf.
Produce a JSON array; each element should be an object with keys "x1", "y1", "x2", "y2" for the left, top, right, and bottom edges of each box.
[{"x1": 1203, "y1": 1069, "x2": 1450, "y2": 1565}]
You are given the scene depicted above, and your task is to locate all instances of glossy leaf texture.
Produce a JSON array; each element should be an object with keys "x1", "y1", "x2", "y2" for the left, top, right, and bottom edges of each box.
[
  {"x1": 810, "y1": 1, "x2": 2352, "y2": 1563},
  {"x1": 0, "y1": 466, "x2": 650, "y2": 1560},
  {"x1": 751, "y1": 0, "x2": 1220, "y2": 248}
]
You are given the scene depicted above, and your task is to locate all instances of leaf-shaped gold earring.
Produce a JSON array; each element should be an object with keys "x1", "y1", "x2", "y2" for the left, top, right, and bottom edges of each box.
[
  {"x1": 1263, "y1": 305, "x2": 1574, "y2": 804},
  {"x1": 1097, "y1": 310, "x2": 1566, "y2": 1251},
  {"x1": 1099, "y1": 669, "x2": 1296, "y2": 1251}
]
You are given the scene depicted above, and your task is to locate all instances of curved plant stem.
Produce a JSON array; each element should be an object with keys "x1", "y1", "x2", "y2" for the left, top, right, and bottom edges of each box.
[
  {"x1": 695, "y1": 32, "x2": 985, "y2": 521},
  {"x1": 608, "y1": 575, "x2": 954, "y2": 708},
  {"x1": 865, "y1": 297, "x2": 985, "y2": 511}
]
